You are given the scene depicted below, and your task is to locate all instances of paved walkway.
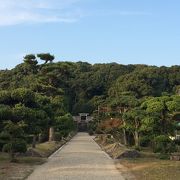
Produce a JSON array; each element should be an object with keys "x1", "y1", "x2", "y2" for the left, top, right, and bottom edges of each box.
[{"x1": 27, "y1": 133, "x2": 124, "y2": 180}]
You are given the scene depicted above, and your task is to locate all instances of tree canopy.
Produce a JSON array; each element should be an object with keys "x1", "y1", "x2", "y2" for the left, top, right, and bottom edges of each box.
[{"x1": 0, "y1": 55, "x2": 179, "y2": 156}]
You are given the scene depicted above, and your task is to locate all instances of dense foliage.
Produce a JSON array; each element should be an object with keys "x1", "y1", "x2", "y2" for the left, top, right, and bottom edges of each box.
[{"x1": 0, "y1": 54, "x2": 179, "y2": 157}]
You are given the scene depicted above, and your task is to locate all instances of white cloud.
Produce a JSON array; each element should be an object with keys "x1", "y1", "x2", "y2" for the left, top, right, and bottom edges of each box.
[
  {"x1": 87, "y1": 9, "x2": 152, "y2": 17},
  {"x1": 0, "y1": 0, "x2": 82, "y2": 26},
  {"x1": 0, "y1": 0, "x2": 152, "y2": 26}
]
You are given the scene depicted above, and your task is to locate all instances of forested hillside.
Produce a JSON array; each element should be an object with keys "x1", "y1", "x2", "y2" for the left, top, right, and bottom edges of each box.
[
  {"x1": 0, "y1": 61, "x2": 134, "y2": 114},
  {"x1": 0, "y1": 54, "x2": 180, "y2": 160},
  {"x1": 0, "y1": 58, "x2": 179, "y2": 114}
]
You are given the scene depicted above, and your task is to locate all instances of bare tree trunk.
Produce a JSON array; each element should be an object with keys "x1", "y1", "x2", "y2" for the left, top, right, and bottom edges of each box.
[
  {"x1": 32, "y1": 134, "x2": 36, "y2": 148},
  {"x1": 38, "y1": 133, "x2": 42, "y2": 143},
  {"x1": 123, "y1": 119, "x2": 127, "y2": 146},
  {"x1": 134, "y1": 131, "x2": 139, "y2": 147},
  {"x1": 123, "y1": 129, "x2": 127, "y2": 146},
  {"x1": 49, "y1": 127, "x2": 54, "y2": 141},
  {"x1": 121, "y1": 107, "x2": 128, "y2": 146},
  {"x1": 10, "y1": 149, "x2": 16, "y2": 162}
]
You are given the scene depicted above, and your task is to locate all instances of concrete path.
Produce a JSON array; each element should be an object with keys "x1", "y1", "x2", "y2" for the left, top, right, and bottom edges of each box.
[{"x1": 27, "y1": 133, "x2": 124, "y2": 180}]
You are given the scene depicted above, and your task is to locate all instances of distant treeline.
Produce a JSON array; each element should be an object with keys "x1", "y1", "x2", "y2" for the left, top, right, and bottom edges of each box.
[{"x1": 0, "y1": 56, "x2": 179, "y2": 114}]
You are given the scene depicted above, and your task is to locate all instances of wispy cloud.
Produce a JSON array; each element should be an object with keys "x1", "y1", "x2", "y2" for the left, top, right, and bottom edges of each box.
[
  {"x1": 88, "y1": 9, "x2": 152, "y2": 17},
  {"x1": 0, "y1": 0, "x2": 82, "y2": 26},
  {"x1": 0, "y1": 0, "x2": 152, "y2": 26}
]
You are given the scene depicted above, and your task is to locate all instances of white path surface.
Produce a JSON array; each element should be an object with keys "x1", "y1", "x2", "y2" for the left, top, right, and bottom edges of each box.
[{"x1": 27, "y1": 133, "x2": 124, "y2": 180}]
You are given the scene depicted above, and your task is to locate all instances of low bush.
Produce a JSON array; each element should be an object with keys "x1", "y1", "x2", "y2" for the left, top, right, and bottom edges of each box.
[
  {"x1": 60, "y1": 130, "x2": 69, "y2": 138},
  {"x1": 0, "y1": 132, "x2": 10, "y2": 151},
  {"x1": 3, "y1": 139, "x2": 27, "y2": 153},
  {"x1": 140, "y1": 136, "x2": 151, "y2": 147},
  {"x1": 153, "y1": 135, "x2": 177, "y2": 154},
  {"x1": 174, "y1": 139, "x2": 180, "y2": 145},
  {"x1": 157, "y1": 153, "x2": 170, "y2": 160},
  {"x1": 88, "y1": 129, "x2": 94, "y2": 136},
  {"x1": 54, "y1": 132, "x2": 62, "y2": 141},
  {"x1": 25, "y1": 135, "x2": 34, "y2": 144}
]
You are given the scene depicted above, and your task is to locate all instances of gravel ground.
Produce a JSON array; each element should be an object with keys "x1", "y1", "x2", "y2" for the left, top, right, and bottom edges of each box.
[{"x1": 27, "y1": 133, "x2": 124, "y2": 180}]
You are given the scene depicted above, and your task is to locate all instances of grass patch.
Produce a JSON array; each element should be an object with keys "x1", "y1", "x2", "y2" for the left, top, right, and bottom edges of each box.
[
  {"x1": 95, "y1": 135, "x2": 180, "y2": 179},
  {"x1": 0, "y1": 153, "x2": 35, "y2": 180},
  {"x1": 31, "y1": 141, "x2": 64, "y2": 157},
  {"x1": 17, "y1": 156, "x2": 46, "y2": 165},
  {"x1": 0, "y1": 141, "x2": 59, "y2": 180},
  {"x1": 118, "y1": 158, "x2": 180, "y2": 180},
  {"x1": 0, "y1": 138, "x2": 70, "y2": 179},
  {"x1": 36, "y1": 141, "x2": 58, "y2": 152},
  {"x1": 0, "y1": 152, "x2": 46, "y2": 165},
  {"x1": 0, "y1": 152, "x2": 9, "y2": 162}
]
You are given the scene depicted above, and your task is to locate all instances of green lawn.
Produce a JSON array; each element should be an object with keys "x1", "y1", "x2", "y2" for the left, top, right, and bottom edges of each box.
[{"x1": 29, "y1": 140, "x2": 65, "y2": 157}]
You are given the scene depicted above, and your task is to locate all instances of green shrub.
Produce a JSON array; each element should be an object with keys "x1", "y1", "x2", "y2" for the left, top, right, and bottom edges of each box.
[
  {"x1": 174, "y1": 139, "x2": 180, "y2": 145},
  {"x1": 3, "y1": 139, "x2": 27, "y2": 153},
  {"x1": 54, "y1": 132, "x2": 62, "y2": 141},
  {"x1": 153, "y1": 135, "x2": 177, "y2": 154},
  {"x1": 0, "y1": 140, "x2": 5, "y2": 151},
  {"x1": 0, "y1": 132, "x2": 10, "y2": 151},
  {"x1": 60, "y1": 130, "x2": 69, "y2": 138},
  {"x1": 157, "y1": 153, "x2": 170, "y2": 160},
  {"x1": 25, "y1": 135, "x2": 34, "y2": 144},
  {"x1": 140, "y1": 136, "x2": 151, "y2": 147},
  {"x1": 88, "y1": 129, "x2": 94, "y2": 136}
]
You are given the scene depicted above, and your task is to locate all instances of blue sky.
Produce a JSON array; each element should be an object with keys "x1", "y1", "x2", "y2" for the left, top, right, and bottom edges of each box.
[{"x1": 0, "y1": 0, "x2": 179, "y2": 69}]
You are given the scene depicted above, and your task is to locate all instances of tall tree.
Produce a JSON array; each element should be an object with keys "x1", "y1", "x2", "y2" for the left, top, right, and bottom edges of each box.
[
  {"x1": 123, "y1": 108, "x2": 146, "y2": 147},
  {"x1": 24, "y1": 54, "x2": 38, "y2": 66},
  {"x1": 37, "y1": 53, "x2": 55, "y2": 64},
  {"x1": 141, "y1": 96, "x2": 180, "y2": 135},
  {"x1": 109, "y1": 94, "x2": 139, "y2": 145}
]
